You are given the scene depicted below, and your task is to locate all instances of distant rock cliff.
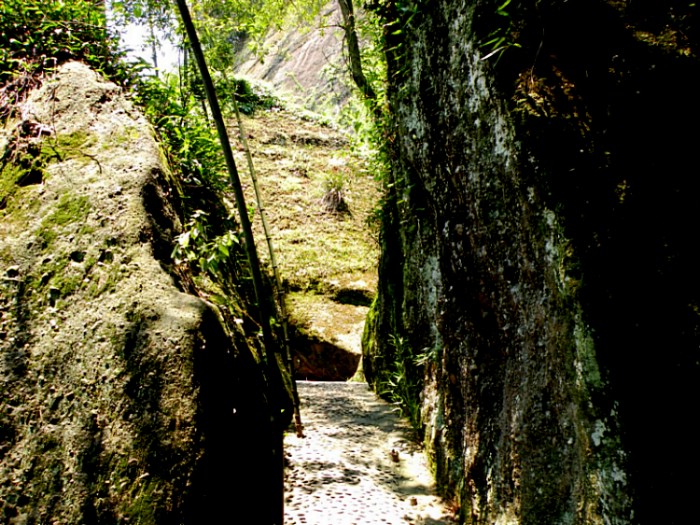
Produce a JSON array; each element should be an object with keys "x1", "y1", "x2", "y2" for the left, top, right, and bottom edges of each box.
[
  {"x1": 364, "y1": 1, "x2": 700, "y2": 524},
  {"x1": 0, "y1": 61, "x2": 286, "y2": 524},
  {"x1": 234, "y1": 1, "x2": 351, "y2": 112}
]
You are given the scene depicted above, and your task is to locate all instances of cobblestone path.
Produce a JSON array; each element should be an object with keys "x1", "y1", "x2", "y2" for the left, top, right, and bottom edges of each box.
[{"x1": 284, "y1": 381, "x2": 457, "y2": 525}]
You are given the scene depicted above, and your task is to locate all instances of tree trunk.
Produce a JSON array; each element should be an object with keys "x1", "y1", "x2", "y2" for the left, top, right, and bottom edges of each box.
[{"x1": 337, "y1": 0, "x2": 381, "y2": 120}]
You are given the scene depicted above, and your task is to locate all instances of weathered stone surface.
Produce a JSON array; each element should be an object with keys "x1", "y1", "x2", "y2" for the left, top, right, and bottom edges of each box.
[
  {"x1": 234, "y1": 1, "x2": 351, "y2": 111},
  {"x1": 364, "y1": 2, "x2": 700, "y2": 524},
  {"x1": 0, "y1": 62, "x2": 283, "y2": 524}
]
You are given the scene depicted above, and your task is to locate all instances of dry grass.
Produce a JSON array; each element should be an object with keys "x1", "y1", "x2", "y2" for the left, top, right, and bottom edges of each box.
[
  {"x1": 226, "y1": 107, "x2": 380, "y2": 356},
  {"x1": 230, "y1": 108, "x2": 380, "y2": 295}
]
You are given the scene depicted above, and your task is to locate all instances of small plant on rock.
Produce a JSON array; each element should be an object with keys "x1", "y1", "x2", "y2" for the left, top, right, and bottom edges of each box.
[
  {"x1": 320, "y1": 171, "x2": 349, "y2": 214},
  {"x1": 172, "y1": 209, "x2": 241, "y2": 276},
  {"x1": 382, "y1": 334, "x2": 423, "y2": 436}
]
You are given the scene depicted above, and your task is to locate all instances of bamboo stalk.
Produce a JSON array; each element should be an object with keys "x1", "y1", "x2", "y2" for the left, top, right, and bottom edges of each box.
[
  {"x1": 230, "y1": 92, "x2": 305, "y2": 438},
  {"x1": 174, "y1": 2, "x2": 284, "y2": 523}
]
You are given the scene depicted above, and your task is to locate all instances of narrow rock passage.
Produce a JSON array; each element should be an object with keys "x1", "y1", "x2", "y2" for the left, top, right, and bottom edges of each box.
[{"x1": 284, "y1": 381, "x2": 457, "y2": 525}]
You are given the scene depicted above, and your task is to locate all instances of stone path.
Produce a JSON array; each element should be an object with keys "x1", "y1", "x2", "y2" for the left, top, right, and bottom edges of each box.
[{"x1": 284, "y1": 381, "x2": 457, "y2": 525}]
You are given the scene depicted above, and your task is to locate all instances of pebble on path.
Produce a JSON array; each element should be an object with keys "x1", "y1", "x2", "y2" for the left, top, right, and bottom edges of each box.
[{"x1": 284, "y1": 381, "x2": 458, "y2": 525}]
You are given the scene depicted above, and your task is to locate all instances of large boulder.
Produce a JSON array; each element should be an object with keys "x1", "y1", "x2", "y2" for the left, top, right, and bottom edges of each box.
[{"x1": 0, "y1": 62, "x2": 284, "y2": 524}]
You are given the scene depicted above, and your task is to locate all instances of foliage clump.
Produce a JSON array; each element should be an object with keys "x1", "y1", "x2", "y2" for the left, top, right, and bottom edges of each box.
[
  {"x1": 217, "y1": 76, "x2": 281, "y2": 115},
  {"x1": 320, "y1": 172, "x2": 349, "y2": 214},
  {"x1": 381, "y1": 335, "x2": 423, "y2": 435},
  {"x1": 0, "y1": 0, "x2": 133, "y2": 121}
]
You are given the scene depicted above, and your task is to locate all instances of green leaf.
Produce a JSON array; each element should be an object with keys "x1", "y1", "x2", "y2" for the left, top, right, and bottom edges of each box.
[{"x1": 178, "y1": 231, "x2": 190, "y2": 248}]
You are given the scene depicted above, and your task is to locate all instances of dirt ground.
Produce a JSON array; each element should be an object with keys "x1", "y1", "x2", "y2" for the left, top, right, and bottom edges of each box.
[{"x1": 284, "y1": 381, "x2": 458, "y2": 525}]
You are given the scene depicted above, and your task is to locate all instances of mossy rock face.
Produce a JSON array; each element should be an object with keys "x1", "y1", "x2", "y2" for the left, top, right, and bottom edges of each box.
[
  {"x1": 360, "y1": 2, "x2": 700, "y2": 524},
  {"x1": 0, "y1": 62, "x2": 282, "y2": 524}
]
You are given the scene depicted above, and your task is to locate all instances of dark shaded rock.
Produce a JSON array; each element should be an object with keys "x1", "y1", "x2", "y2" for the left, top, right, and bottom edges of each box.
[
  {"x1": 292, "y1": 335, "x2": 361, "y2": 381},
  {"x1": 364, "y1": 1, "x2": 700, "y2": 524}
]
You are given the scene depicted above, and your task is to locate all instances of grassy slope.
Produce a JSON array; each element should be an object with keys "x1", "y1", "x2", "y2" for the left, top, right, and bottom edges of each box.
[{"x1": 230, "y1": 107, "x2": 380, "y2": 359}]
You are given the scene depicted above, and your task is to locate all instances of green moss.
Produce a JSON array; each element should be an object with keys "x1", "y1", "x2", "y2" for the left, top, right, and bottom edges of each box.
[
  {"x1": 125, "y1": 479, "x2": 160, "y2": 525},
  {"x1": 33, "y1": 130, "x2": 103, "y2": 174},
  {"x1": 107, "y1": 125, "x2": 141, "y2": 149},
  {"x1": 50, "y1": 194, "x2": 91, "y2": 226},
  {"x1": 0, "y1": 152, "x2": 44, "y2": 214},
  {"x1": 26, "y1": 255, "x2": 79, "y2": 303},
  {"x1": 0, "y1": 162, "x2": 24, "y2": 199},
  {"x1": 574, "y1": 320, "x2": 603, "y2": 391},
  {"x1": 0, "y1": 130, "x2": 92, "y2": 219},
  {"x1": 56, "y1": 130, "x2": 95, "y2": 154},
  {"x1": 361, "y1": 295, "x2": 378, "y2": 361},
  {"x1": 50, "y1": 272, "x2": 83, "y2": 300},
  {"x1": 83, "y1": 254, "x2": 98, "y2": 273},
  {"x1": 34, "y1": 193, "x2": 91, "y2": 249},
  {"x1": 85, "y1": 281, "x2": 99, "y2": 298}
]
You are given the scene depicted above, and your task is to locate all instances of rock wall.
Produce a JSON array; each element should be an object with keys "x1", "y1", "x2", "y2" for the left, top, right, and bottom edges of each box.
[
  {"x1": 0, "y1": 62, "x2": 285, "y2": 524},
  {"x1": 364, "y1": 1, "x2": 700, "y2": 524}
]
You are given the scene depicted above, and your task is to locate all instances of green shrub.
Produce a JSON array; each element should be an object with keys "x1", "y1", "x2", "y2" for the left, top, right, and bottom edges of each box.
[
  {"x1": 0, "y1": 0, "x2": 133, "y2": 120},
  {"x1": 218, "y1": 76, "x2": 280, "y2": 115}
]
